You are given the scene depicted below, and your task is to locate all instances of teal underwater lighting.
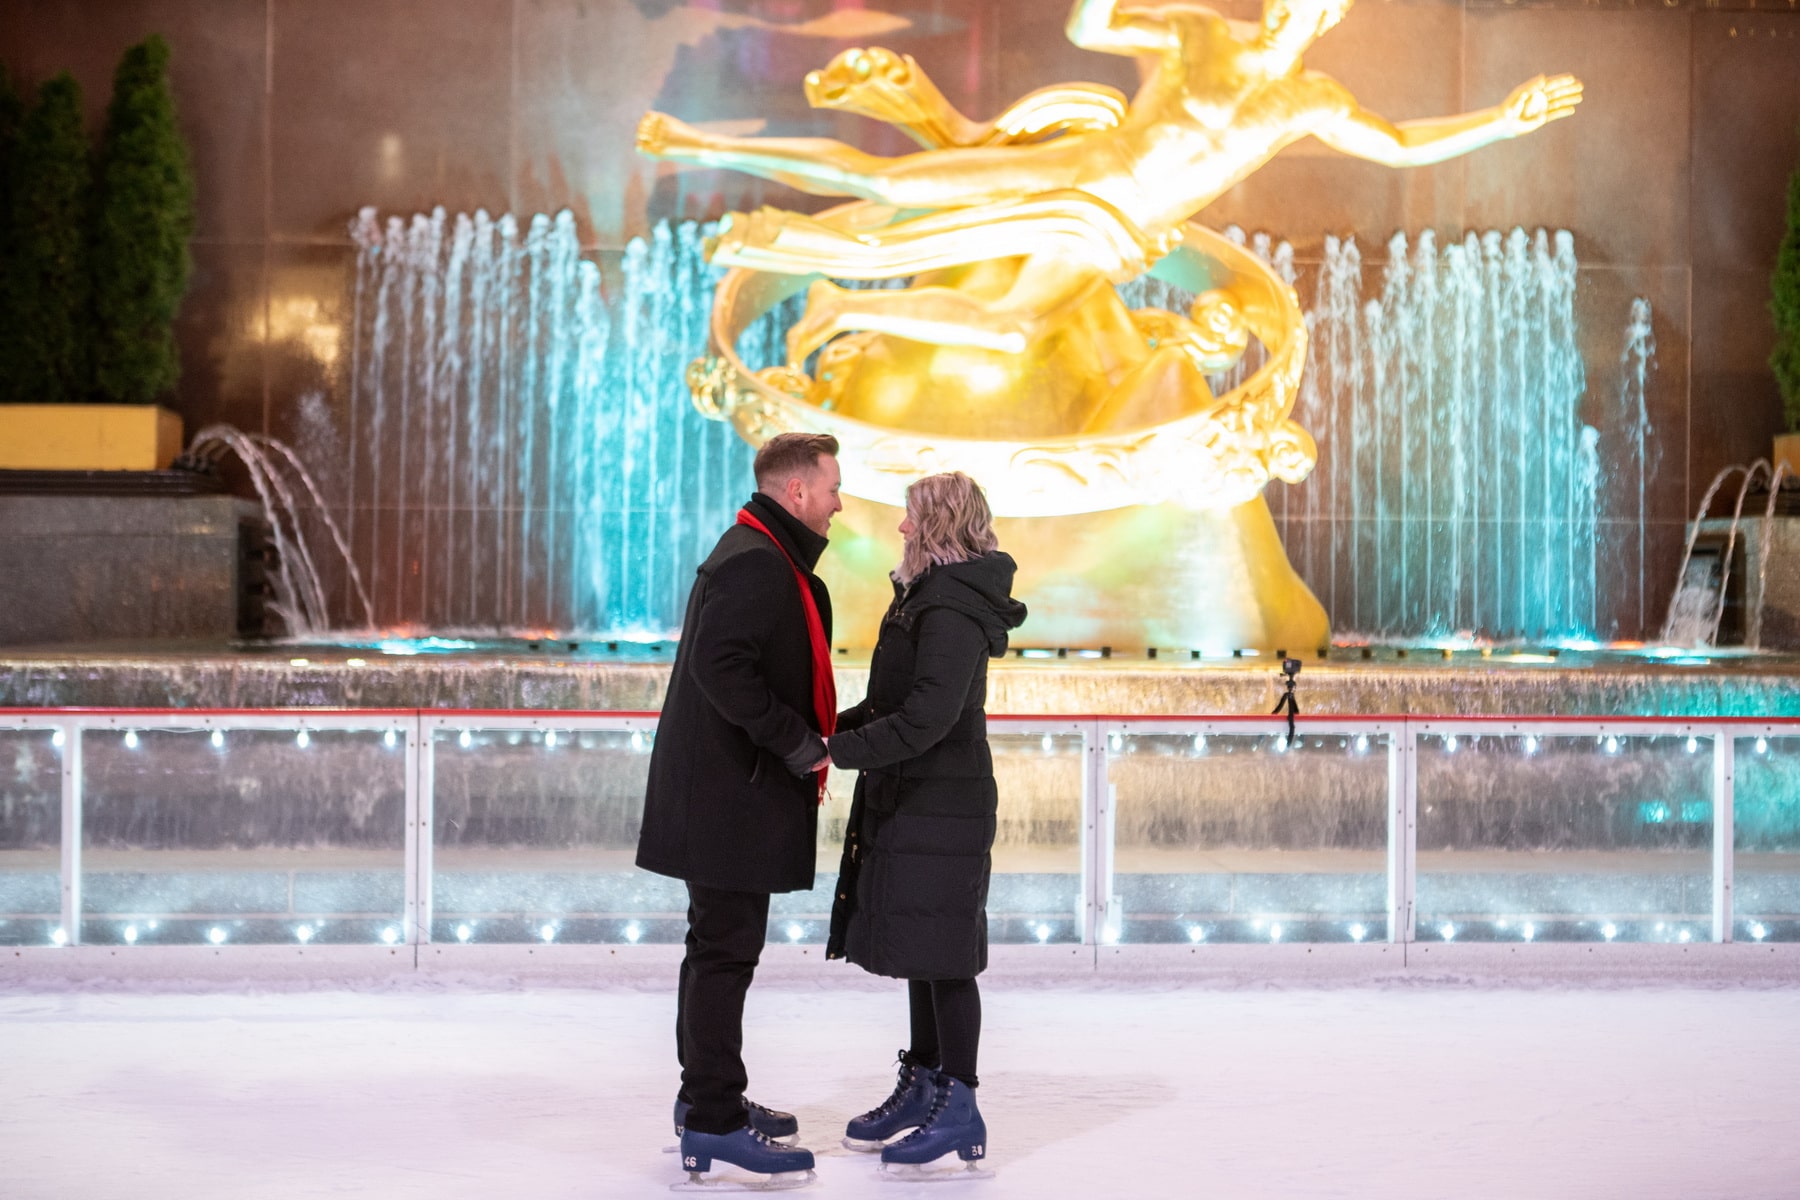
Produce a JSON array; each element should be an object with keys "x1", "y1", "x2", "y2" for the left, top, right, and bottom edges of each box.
[{"x1": 1637, "y1": 800, "x2": 1712, "y2": 825}]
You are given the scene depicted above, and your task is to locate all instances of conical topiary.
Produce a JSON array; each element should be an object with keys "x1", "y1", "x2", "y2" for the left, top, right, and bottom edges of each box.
[
  {"x1": 1774, "y1": 130, "x2": 1800, "y2": 434},
  {"x1": 90, "y1": 34, "x2": 195, "y2": 405},
  {"x1": 0, "y1": 72, "x2": 92, "y2": 406},
  {"x1": 0, "y1": 64, "x2": 23, "y2": 328}
]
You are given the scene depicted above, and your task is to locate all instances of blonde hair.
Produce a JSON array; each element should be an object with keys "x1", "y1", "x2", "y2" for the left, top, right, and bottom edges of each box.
[{"x1": 896, "y1": 472, "x2": 999, "y2": 585}]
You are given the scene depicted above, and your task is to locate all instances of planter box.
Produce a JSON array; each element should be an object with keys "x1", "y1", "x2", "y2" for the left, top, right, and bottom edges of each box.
[
  {"x1": 1776, "y1": 433, "x2": 1800, "y2": 480},
  {"x1": 0, "y1": 404, "x2": 182, "y2": 471}
]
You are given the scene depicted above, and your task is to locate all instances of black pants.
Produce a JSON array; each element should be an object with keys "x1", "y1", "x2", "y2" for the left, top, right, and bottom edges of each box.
[
  {"x1": 907, "y1": 977, "x2": 981, "y2": 1089},
  {"x1": 675, "y1": 883, "x2": 770, "y2": 1134}
]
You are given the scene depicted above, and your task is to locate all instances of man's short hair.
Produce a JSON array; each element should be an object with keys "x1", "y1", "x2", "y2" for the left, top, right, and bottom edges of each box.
[{"x1": 754, "y1": 433, "x2": 840, "y2": 491}]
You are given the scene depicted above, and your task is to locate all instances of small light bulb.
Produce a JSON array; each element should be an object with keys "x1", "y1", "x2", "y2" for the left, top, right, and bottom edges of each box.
[
  {"x1": 1193, "y1": 733, "x2": 1207, "y2": 753},
  {"x1": 785, "y1": 923, "x2": 804, "y2": 943},
  {"x1": 1269, "y1": 923, "x2": 1283, "y2": 942},
  {"x1": 380, "y1": 926, "x2": 399, "y2": 945},
  {"x1": 52, "y1": 729, "x2": 65, "y2": 748},
  {"x1": 1601, "y1": 922, "x2": 1618, "y2": 941},
  {"x1": 458, "y1": 729, "x2": 472, "y2": 749},
  {"x1": 296, "y1": 924, "x2": 315, "y2": 944},
  {"x1": 1523, "y1": 735, "x2": 1538, "y2": 755},
  {"x1": 210, "y1": 730, "x2": 225, "y2": 749},
  {"x1": 50, "y1": 927, "x2": 68, "y2": 946},
  {"x1": 1439, "y1": 922, "x2": 1456, "y2": 942},
  {"x1": 1445, "y1": 735, "x2": 1458, "y2": 753},
  {"x1": 1349, "y1": 923, "x2": 1367, "y2": 942},
  {"x1": 1354, "y1": 735, "x2": 1369, "y2": 754},
  {"x1": 1042, "y1": 733, "x2": 1054, "y2": 752},
  {"x1": 1604, "y1": 736, "x2": 1619, "y2": 755},
  {"x1": 1750, "y1": 922, "x2": 1768, "y2": 941},
  {"x1": 1187, "y1": 924, "x2": 1206, "y2": 943},
  {"x1": 544, "y1": 729, "x2": 558, "y2": 748},
  {"x1": 1109, "y1": 733, "x2": 1122, "y2": 752},
  {"x1": 123, "y1": 924, "x2": 139, "y2": 944},
  {"x1": 630, "y1": 731, "x2": 645, "y2": 752},
  {"x1": 1755, "y1": 737, "x2": 1769, "y2": 756},
  {"x1": 124, "y1": 730, "x2": 139, "y2": 749},
  {"x1": 623, "y1": 922, "x2": 641, "y2": 945},
  {"x1": 1685, "y1": 736, "x2": 1699, "y2": 754},
  {"x1": 296, "y1": 729, "x2": 310, "y2": 749},
  {"x1": 455, "y1": 924, "x2": 473, "y2": 943},
  {"x1": 208, "y1": 926, "x2": 227, "y2": 945},
  {"x1": 1035, "y1": 923, "x2": 1051, "y2": 944},
  {"x1": 1522, "y1": 922, "x2": 1536, "y2": 942},
  {"x1": 1677, "y1": 928, "x2": 1692, "y2": 943},
  {"x1": 384, "y1": 729, "x2": 398, "y2": 749},
  {"x1": 540, "y1": 923, "x2": 557, "y2": 943}
]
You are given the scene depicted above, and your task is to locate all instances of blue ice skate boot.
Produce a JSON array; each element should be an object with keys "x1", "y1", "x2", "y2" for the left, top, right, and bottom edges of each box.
[
  {"x1": 843, "y1": 1051, "x2": 937, "y2": 1151},
  {"x1": 674, "y1": 1097, "x2": 800, "y2": 1141},
  {"x1": 878, "y1": 1074, "x2": 990, "y2": 1179},
  {"x1": 676, "y1": 1125, "x2": 816, "y2": 1189}
]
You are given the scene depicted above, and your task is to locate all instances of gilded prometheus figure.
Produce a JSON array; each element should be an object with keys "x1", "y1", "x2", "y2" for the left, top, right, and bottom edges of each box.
[{"x1": 635, "y1": 0, "x2": 1582, "y2": 649}]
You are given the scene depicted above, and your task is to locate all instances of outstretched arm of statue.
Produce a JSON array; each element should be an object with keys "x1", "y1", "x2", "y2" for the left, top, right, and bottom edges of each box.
[
  {"x1": 1065, "y1": 0, "x2": 1179, "y2": 55},
  {"x1": 1314, "y1": 73, "x2": 1583, "y2": 169},
  {"x1": 804, "y1": 46, "x2": 1126, "y2": 150}
]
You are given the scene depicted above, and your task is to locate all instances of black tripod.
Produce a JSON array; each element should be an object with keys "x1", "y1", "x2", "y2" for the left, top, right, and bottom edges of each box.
[{"x1": 1271, "y1": 657, "x2": 1302, "y2": 743}]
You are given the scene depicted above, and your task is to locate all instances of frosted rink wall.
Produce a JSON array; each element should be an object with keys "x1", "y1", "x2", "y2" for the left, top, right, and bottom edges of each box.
[{"x1": 5, "y1": 710, "x2": 1800, "y2": 974}]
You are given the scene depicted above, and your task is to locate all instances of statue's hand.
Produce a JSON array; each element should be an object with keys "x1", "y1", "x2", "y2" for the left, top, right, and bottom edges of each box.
[{"x1": 1500, "y1": 74, "x2": 1583, "y2": 136}]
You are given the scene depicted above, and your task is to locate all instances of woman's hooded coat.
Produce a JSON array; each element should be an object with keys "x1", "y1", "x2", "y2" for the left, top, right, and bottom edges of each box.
[{"x1": 824, "y1": 550, "x2": 1028, "y2": 980}]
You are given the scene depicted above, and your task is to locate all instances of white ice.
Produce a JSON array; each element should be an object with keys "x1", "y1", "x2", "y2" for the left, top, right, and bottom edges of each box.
[{"x1": 3, "y1": 975, "x2": 1798, "y2": 1199}]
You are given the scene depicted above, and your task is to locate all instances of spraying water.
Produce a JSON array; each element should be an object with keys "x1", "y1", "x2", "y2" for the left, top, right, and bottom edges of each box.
[{"x1": 334, "y1": 210, "x2": 1644, "y2": 643}]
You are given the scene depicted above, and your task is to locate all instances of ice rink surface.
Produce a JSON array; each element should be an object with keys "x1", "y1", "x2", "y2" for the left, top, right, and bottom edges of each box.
[{"x1": 4, "y1": 975, "x2": 1799, "y2": 1200}]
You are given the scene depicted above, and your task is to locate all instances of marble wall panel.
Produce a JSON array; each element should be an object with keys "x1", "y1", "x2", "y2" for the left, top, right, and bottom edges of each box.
[
  {"x1": 0, "y1": 0, "x2": 268, "y2": 243},
  {"x1": 172, "y1": 241, "x2": 269, "y2": 439},
  {"x1": 1691, "y1": 266, "x2": 1787, "y2": 500},
  {"x1": 1691, "y1": 11, "x2": 1800, "y2": 271},
  {"x1": 269, "y1": 0, "x2": 514, "y2": 240},
  {"x1": 1465, "y1": 6, "x2": 1691, "y2": 269}
]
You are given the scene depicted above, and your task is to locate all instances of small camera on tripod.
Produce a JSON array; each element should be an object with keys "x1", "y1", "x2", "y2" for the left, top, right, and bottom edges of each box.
[{"x1": 1280, "y1": 657, "x2": 1302, "y2": 680}]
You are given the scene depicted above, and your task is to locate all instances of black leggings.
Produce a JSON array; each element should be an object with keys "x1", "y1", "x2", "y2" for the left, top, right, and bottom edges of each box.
[{"x1": 907, "y1": 977, "x2": 981, "y2": 1089}]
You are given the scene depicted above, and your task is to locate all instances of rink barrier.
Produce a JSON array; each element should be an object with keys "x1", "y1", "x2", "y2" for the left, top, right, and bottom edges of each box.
[{"x1": 1, "y1": 709, "x2": 1798, "y2": 961}]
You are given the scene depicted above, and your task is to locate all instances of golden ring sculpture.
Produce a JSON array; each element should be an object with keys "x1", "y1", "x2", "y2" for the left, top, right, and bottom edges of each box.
[{"x1": 689, "y1": 211, "x2": 1313, "y2": 518}]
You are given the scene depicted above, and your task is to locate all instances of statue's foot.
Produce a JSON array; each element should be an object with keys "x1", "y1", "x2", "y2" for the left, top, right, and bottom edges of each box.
[{"x1": 804, "y1": 47, "x2": 920, "y2": 121}]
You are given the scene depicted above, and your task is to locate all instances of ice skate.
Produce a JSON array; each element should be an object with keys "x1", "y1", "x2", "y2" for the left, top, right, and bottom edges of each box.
[
  {"x1": 877, "y1": 1074, "x2": 994, "y2": 1182},
  {"x1": 666, "y1": 1097, "x2": 801, "y2": 1153},
  {"x1": 672, "y1": 1126, "x2": 817, "y2": 1192},
  {"x1": 843, "y1": 1050, "x2": 937, "y2": 1151}
]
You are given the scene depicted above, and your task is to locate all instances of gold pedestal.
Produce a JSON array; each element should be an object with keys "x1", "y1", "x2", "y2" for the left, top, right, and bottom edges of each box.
[{"x1": 822, "y1": 493, "x2": 1328, "y2": 653}]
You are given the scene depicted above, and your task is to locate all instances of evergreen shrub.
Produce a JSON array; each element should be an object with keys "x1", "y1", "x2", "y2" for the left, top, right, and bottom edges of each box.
[
  {"x1": 1774, "y1": 131, "x2": 1800, "y2": 434},
  {"x1": 0, "y1": 73, "x2": 91, "y2": 405},
  {"x1": 90, "y1": 34, "x2": 195, "y2": 405}
]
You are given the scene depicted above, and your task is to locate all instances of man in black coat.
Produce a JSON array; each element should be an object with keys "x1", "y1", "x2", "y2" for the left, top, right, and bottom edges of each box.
[{"x1": 637, "y1": 432, "x2": 841, "y2": 1168}]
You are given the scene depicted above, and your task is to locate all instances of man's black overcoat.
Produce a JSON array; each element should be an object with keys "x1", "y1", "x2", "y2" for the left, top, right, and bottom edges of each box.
[
  {"x1": 824, "y1": 551, "x2": 1027, "y2": 979},
  {"x1": 635, "y1": 493, "x2": 832, "y2": 894}
]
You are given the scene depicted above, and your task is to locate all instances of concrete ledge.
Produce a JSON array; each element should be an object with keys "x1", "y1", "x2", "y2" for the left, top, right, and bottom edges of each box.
[{"x1": 6, "y1": 940, "x2": 1797, "y2": 990}]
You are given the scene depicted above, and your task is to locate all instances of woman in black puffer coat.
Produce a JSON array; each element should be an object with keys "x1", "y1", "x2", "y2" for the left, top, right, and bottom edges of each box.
[{"x1": 824, "y1": 471, "x2": 1026, "y2": 1175}]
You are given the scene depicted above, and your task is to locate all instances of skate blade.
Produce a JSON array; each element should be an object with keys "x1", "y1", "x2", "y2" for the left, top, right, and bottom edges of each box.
[
  {"x1": 666, "y1": 1136, "x2": 801, "y2": 1154},
  {"x1": 671, "y1": 1167, "x2": 816, "y2": 1192},
  {"x1": 878, "y1": 1161, "x2": 994, "y2": 1183},
  {"x1": 842, "y1": 1136, "x2": 888, "y2": 1153}
]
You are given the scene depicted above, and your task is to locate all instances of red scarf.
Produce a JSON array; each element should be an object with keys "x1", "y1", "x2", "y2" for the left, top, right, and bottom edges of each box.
[{"x1": 736, "y1": 508, "x2": 836, "y2": 802}]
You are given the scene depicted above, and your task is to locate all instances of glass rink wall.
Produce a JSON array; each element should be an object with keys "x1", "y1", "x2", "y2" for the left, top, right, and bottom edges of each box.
[{"x1": 2, "y1": 711, "x2": 1797, "y2": 952}]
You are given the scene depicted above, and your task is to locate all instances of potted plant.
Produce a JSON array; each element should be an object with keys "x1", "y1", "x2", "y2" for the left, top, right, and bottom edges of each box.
[
  {"x1": 0, "y1": 36, "x2": 194, "y2": 472},
  {"x1": 1776, "y1": 129, "x2": 1800, "y2": 479}
]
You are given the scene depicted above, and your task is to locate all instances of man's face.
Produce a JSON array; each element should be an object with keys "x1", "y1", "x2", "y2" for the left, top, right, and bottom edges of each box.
[{"x1": 787, "y1": 455, "x2": 843, "y2": 537}]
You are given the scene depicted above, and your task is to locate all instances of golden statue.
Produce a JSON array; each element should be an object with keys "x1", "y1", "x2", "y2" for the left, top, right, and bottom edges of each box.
[{"x1": 637, "y1": 0, "x2": 1582, "y2": 651}]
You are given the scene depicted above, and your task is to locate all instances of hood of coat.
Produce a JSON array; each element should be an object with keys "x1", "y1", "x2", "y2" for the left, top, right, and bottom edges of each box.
[{"x1": 899, "y1": 551, "x2": 1029, "y2": 656}]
